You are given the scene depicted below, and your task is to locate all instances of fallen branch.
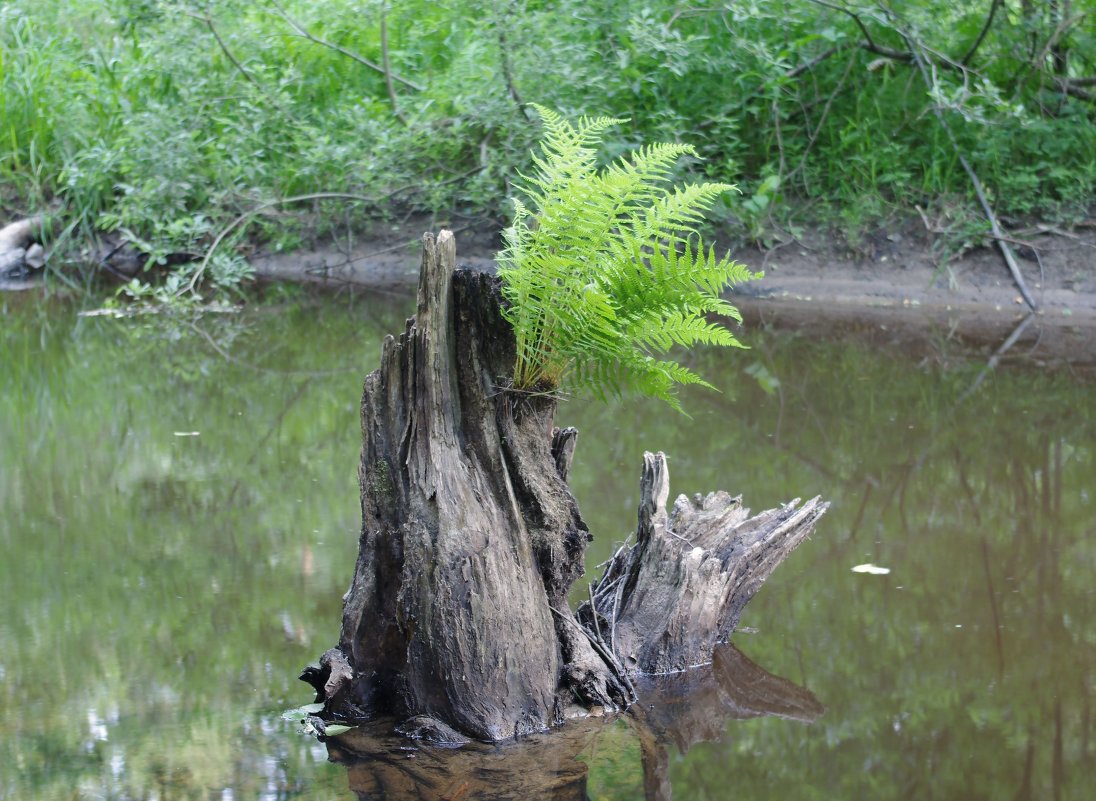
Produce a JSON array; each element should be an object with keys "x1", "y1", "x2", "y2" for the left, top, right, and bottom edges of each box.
[{"x1": 901, "y1": 33, "x2": 1038, "y2": 310}]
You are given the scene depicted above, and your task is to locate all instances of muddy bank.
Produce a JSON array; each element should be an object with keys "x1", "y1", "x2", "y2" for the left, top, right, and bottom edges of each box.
[{"x1": 251, "y1": 222, "x2": 1096, "y2": 367}]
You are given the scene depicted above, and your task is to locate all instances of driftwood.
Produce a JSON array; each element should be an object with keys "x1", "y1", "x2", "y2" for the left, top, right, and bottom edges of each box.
[
  {"x1": 303, "y1": 230, "x2": 828, "y2": 742},
  {"x1": 0, "y1": 216, "x2": 45, "y2": 281}
]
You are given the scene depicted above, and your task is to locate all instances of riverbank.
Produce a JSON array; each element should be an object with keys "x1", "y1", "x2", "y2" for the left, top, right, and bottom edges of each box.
[
  {"x1": 5, "y1": 218, "x2": 1094, "y2": 370},
  {"x1": 242, "y1": 220, "x2": 1096, "y2": 368}
]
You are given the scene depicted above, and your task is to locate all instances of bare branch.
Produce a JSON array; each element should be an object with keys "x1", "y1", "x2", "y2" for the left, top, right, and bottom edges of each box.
[
  {"x1": 1057, "y1": 80, "x2": 1095, "y2": 101},
  {"x1": 1031, "y1": 12, "x2": 1088, "y2": 71},
  {"x1": 788, "y1": 50, "x2": 859, "y2": 183},
  {"x1": 786, "y1": 45, "x2": 843, "y2": 79}
]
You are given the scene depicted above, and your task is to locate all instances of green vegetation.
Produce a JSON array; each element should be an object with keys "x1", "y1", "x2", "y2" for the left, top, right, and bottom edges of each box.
[
  {"x1": 497, "y1": 106, "x2": 755, "y2": 410},
  {"x1": 1, "y1": 1, "x2": 1093, "y2": 289}
]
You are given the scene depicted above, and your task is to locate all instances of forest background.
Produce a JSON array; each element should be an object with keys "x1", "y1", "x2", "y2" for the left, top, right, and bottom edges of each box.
[{"x1": 1, "y1": 0, "x2": 1093, "y2": 295}]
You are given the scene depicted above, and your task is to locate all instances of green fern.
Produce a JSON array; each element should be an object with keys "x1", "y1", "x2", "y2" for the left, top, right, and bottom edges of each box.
[{"x1": 496, "y1": 105, "x2": 759, "y2": 412}]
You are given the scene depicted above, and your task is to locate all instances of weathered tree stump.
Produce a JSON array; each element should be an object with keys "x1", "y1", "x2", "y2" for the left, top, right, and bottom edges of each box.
[{"x1": 303, "y1": 230, "x2": 828, "y2": 742}]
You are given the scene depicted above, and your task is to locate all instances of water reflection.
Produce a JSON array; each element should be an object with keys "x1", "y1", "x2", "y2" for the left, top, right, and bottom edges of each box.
[
  {"x1": 327, "y1": 643, "x2": 822, "y2": 801},
  {"x1": 1, "y1": 292, "x2": 1094, "y2": 800}
]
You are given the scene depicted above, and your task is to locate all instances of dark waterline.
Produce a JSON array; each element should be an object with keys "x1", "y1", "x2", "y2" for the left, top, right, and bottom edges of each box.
[{"x1": 2, "y1": 290, "x2": 1093, "y2": 800}]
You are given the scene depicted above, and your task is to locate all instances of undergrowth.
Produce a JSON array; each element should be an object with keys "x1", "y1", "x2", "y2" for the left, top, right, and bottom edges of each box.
[{"x1": 1, "y1": 0, "x2": 1093, "y2": 291}]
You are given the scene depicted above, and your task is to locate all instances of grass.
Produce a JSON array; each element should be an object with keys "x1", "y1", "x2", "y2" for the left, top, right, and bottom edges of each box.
[{"x1": 1, "y1": 0, "x2": 1093, "y2": 292}]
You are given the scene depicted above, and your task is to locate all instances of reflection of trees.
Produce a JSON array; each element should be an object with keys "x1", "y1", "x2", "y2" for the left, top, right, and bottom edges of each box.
[
  {"x1": 327, "y1": 643, "x2": 822, "y2": 801},
  {"x1": 0, "y1": 295, "x2": 411, "y2": 801},
  {"x1": 563, "y1": 324, "x2": 1096, "y2": 800}
]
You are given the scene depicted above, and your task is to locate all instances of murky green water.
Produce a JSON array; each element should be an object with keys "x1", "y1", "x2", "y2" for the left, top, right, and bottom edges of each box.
[{"x1": 2, "y1": 289, "x2": 1093, "y2": 800}]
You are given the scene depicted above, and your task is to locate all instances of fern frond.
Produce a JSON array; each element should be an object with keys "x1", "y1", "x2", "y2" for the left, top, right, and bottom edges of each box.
[{"x1": 496, "y1": 109, "x2": 757, "y2": 412}]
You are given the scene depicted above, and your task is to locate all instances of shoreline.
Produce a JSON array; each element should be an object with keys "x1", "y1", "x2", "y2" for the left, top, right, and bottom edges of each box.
[
  {"x1": 244, "y1": 223, "x2": 1096, "y2": 368},
  {"x1": 7, "y1": 222, "x2": 1095, "y2": 368}
]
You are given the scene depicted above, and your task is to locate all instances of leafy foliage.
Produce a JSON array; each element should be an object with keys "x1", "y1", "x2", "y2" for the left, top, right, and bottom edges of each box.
[
  {"x1": 496, "y1": 107, "x2": 758, "y2": 411},
  {"x1": 1, "y1": 1, "x2": 1093, "y2": 288}
]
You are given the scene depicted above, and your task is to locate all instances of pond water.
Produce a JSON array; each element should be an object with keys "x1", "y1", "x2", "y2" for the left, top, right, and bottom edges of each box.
[{"x1": 2, "y1": 289, "x2": 1093, "y2": 800}]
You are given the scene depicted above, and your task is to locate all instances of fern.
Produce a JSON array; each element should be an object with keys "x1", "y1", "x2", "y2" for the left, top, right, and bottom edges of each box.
[{"x1": 496, "y1": 105, "x2": 759, "y2": 412}]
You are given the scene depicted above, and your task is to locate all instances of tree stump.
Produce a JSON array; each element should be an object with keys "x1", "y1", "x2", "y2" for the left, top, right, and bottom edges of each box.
[{"x1": 303, "y1": 231, "x2": 828, "y2": 742}]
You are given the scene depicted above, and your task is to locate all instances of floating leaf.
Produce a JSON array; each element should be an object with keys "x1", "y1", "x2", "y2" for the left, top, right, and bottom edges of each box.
[
  {"x1": 280, "y1": 702, "x2": 325, "y2": 722},
  {"x1": 851, "y1": 563, "x2": 891, "y2": 575},
  {"x1": 322, "y1": 724, "x2": 354, "y2": 737}
]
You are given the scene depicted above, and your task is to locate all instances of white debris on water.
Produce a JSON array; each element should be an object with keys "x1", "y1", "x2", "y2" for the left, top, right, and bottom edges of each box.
[{"x1": 851, "y1": 563, "x2": 891, "y2": 575}]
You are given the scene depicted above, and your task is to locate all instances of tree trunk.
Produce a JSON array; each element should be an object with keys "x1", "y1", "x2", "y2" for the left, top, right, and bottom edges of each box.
[{"x1": 303, "y1": 230, "x2": 828, "y2": 742}]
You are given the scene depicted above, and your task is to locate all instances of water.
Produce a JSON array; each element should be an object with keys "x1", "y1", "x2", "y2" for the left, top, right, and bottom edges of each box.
[{"x1": 2, "y1": 289, "x2": 1093, "y2": 800}]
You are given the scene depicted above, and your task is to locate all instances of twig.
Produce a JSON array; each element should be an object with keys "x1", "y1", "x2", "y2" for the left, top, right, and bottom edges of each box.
[
  {"x1": 379, "y1": 2, "x2": 408, "y2": 125},
  {"x1": 494, "y1": 2, "x2": 533, "y2": 120},
  {"x1": 771, "y1": 98, "x2": 786, "y2": 178},
  {"x1": 587, "y1": 584, "x2": 603, "y2": 643},
  {"x1": 610, "y1": 576, "x2": 625, "y2": 657},
  {"x1": 1055, "y1": 80, "x2": 1095, "y2": 102},
  {"x1": 549, "y1": 605, "x2": 638, "y2": 705},
  {"x1": 786, "y1": 45, "x2": 842, "y2": 79},
  {"x1": 960, "y1": 0, "x2": 1003, "y2": 66},
  {"x1": 188, "y1": 11, "x2": 285, "y2": 111},
  {"x1": 269, "y1": 0, "x2": 424, "y2": 92},
  {"x1": 1031, "y1": 12, "x2": 1088, "y2": 71},
  {"x1": 788, "y1": 50, "x2": 858, "y2": 183},
  {"x1": 188, "y1": 162, "x2": 485, "y2": 292},
  {"x1": 184, "y1": 192, "x2": 378, "y2": 296},
  {"x1": 805, "y1": 0, "x2": 910, "y2": 61}
]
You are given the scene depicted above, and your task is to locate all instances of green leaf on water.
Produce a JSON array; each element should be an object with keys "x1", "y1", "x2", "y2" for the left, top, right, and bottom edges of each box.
[
  {"x1": 323, "y1": 724, "x2": 354, "y2": 737},
  {"x1": 280, "y1": 702, "x2": 325, "y2": 722}
]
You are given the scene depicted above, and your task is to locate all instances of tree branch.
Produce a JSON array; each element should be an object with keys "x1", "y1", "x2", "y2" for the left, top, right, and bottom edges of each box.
[
  {"x1": 495, "y1": 2, "x2": 533, "y2": 120},
  {"x1": 269, "y1": 0, "x2": 424, "y2": 92},
  {"x1": 1057, "y1": 81, "x2": 1095, "y2": 101},
  {"x1": 960, "y1": 0, "x2": 1003, "y2": 66},
  {"x1": 379, "y1": 2, "x2": 408, "y2": 125},
  {"x1": 786, "y1": 45, "x2": 843, "y2": 79},
  {"x1": 805, "y1": 0, "x2": 910, "y2": 61},
  {"x1": 187, "y1": 11, "x2": 285, "y2": 111},
  {"x1": 903, "y1": 37, "x2": 1038, "y2": 310}
]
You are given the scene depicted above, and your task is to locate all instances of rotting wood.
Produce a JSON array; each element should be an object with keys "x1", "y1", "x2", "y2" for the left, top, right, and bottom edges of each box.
[
  {"x1": 581, "y1": 452, "x2": 827, "y2": 675},
  {"x1": 303, "y1": 230, "x2": 828, "y2": 742}
]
